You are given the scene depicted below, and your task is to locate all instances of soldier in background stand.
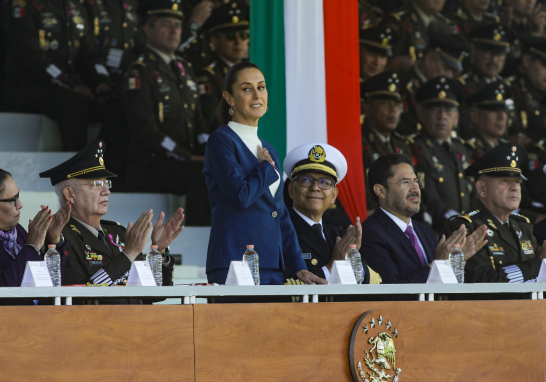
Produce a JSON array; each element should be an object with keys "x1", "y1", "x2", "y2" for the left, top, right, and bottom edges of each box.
[
  {"x1": 507, "y1": 36, "x2": 546, "y2": 145},
  {"x1": 382, "y1": 0, "x2": 457, "y2": 74},
  {"x1": 83, "y1": 0, "x2": 143, "y2": 84},
  {"x1": 448, "y1": 0, "x2": 499, "y2": 40},
  {"x1": 196, "y1": 0, "x2": 249, "y2": 134},
  {"x1": 361, "y1": 72, "x2": 412, "y2": 215},
  {"x1": 400, "y1": 32, "x2": 470, "y2": 135},
  {"x1": 121, "y1": 0, "x2": 211, "y2": 226},
  {"x1": 410, "y1": 77, "x2": 474, "y2": 232},
  {"x1": 359, "y1": 25, "x2": 397, "y2": 84},
  {"x1": 3, "y1": 0, "x2": 120, "y2": 151}
]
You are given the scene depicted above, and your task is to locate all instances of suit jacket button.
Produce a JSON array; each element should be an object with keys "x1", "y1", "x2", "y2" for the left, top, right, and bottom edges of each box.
[
  {"x1": 311, "y1": 259, "x2": 318, "y2": 265},
  {"x1": 272, "y1": 211, "x2": 278, "y2": 217}
]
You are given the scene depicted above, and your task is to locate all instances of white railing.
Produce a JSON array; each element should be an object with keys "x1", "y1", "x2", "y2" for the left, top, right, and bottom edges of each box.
[{"x1": 0, "y1": 283, "x2": 544, "y2": 305}]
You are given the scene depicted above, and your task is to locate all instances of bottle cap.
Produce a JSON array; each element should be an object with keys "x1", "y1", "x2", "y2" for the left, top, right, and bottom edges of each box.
[
  {"x1": 48, "y1": 244, "x2": 56, "y2": 249},
  {"x1": 453, "y1": 244, "x2": 460, "y2": 248},
  {"x1": 349, "y1": 244, "x2": 356, "y2": 248},
  {"x1": 150, "y1": 245, "x2": 158, "y2": 249},
  {"x1": 246, "y1": 245, "x2": 254, "y2": 249}
]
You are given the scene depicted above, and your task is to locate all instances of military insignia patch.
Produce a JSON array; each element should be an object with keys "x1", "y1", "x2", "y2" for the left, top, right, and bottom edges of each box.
[
  {"x1": 350, "y1": 310, "x2": 404, "y2": 382},
  {"x1": 487, "y1": 219, "x2": 497, "y2": 229},
  {"x1": 521, "y1": 240, "x2": 534, "y2": 255},
  {"x1": 308, "y1": 145, "x2": 326, "y2": 163},
  {"x1": 12, "y1": 6, "x2": 25, "y2": 18},
  {"x1": 70, "y1": 224, "x2": 81, "y2": 233},
  {"x1": 198, "y1": 82, "x2": 210, "y2": 95},
  {"x1": 488, "y1": 244, "x2": 504, "y2": 255},
  {"x1": 128, "y1": 77, "x2": 140, "y2": 90},
  {"x1": 487, "y1": 229, "x2": 494, "y2": 237}
]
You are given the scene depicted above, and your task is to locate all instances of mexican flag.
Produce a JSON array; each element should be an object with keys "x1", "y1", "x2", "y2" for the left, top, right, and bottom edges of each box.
[{"x1": 250, "y1": 0, "x2": 367, "y2": 221}]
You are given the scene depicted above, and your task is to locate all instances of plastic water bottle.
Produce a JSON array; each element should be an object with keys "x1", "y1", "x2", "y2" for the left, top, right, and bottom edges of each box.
[
  {"x1": 449, "y1": 244, "x2": 464, "y2": 283},
  {"x1": 346, "y1": 244, "x2": 363, "y2": 284},
  {"x1": 243, "y1": 245, "x2": 260, "y2": 285},
  {"x1": 146, "y1": 245, "x2": 162, "y2": 286},
  {"x1": 44, "y1": 244, "x2": 61, "y2": 287}
]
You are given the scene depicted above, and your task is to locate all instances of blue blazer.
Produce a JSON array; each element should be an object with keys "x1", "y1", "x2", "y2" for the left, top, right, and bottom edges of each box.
[
  {"x1": 203, "y1": 124, "x2": 307, "y2": 277},
  {"x1": 360, "y1": 207, "x2": 437, "y2": 284}
]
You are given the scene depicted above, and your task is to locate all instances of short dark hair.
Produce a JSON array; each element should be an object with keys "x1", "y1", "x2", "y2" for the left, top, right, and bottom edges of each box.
[
  {"x1": 367, "y1": 154, "x2": 412, "y2": 202},
  {"x1": 0, "y1": 169, "x2": 13, "y2": 196},
  {"x1": 217, "y1": 61, "x2": 264, "y2": 126}
]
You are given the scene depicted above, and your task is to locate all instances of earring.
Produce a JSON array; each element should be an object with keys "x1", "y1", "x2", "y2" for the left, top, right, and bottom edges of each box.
[{"x1": 229, "y1": 106, "x2": 235, "y2": 116}]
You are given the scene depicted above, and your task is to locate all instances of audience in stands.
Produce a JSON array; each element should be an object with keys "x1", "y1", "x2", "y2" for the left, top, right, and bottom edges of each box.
[{"x1": 0, "y1": 169, "x2": 69, "y2": 303}]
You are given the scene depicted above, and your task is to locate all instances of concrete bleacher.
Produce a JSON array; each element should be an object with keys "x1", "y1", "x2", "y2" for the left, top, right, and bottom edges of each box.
[{"x1": 1, "y1": 112, "x2": 209, "y2": 282}]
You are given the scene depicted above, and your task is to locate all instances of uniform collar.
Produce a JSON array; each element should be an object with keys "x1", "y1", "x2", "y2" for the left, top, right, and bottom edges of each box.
[
  {"x1": 412, "y1": 2, "x2": 435, "y2": 28},
  {"x1": 369, "y1": 125, "x2": 391, "y2": 145},
  {"x1": 71, "y1": 216, "x2": 104, "y2": 239},
  {"x1": 146, "y1": 44, "x2": 175, "y2": 65},
  {"x1": 293, "y1": 207, "x2": 323, "y2": 227}
]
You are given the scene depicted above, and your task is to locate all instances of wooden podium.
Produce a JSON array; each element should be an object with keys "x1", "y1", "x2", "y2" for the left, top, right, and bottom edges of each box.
[{"x1": 0, "y1": 300, "x2": 542, "y2": 381}]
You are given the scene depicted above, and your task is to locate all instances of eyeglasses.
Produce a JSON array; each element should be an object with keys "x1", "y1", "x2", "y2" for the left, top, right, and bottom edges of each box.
[
  {"x1": 224, "y1": 30, "x2": 249, "y2": 41},
  {"x1": 388, "y1": 178, "x2": 423, "y2": 189},
  {"x1": 0, "y1": 192, "x2": 20, "y2": 206},
  {"x1": 295, "y1": 176, "x2": 335, "y2": 190},
  {"x1": 159, "y1": 20, "x2": 182, "y2": 30},
  {"x1": 88, "y1": 180, "x2": 112, "y2": 189}
]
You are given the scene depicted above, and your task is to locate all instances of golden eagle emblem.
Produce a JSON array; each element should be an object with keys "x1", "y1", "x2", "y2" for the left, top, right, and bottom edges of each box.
[
  {"x1": 308, "y1": 145, "x2": 326, "y2": 163},
  {"x1": 367, "y1": 332, "x2": 396, "y2": 370}
]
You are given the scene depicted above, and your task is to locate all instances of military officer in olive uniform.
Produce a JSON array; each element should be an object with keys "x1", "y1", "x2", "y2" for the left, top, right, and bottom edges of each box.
[
  {"x1": 465, "y1": 81, "x2": 511, "y2": 161},
  {"x1": 507, "y1": 36, "x2": 546, "y2": 143},
  {"x1": 39, "y1": 140, "x2": 181, "y2": 304},
  {"x1": 359, "y1": 25, "x2": 397, "y2": 84},
  {"x1": 83, "y1": 0, "x2": 143, "y2": 82},
  {"x1": 441, "y1": 143, "x2": 546, "y2": 283},
  {"x1": 361, "y1": 72, "x2": 412, "y2": 211},
  {"x1": 196, "y1": 0, "x2": 249, "y2": 134},
  {"x1": 400, "y1": 33, "x2": 470, "y2": 135},
  {"x1": 121, "y1": 1, "x2": 211, "y2": 226},
  {"x1": 3, "y1": 0, "x2": 117, "y2": 151},
  {"x1": 411, "y1": 77, "x2": 474, "y2": 232},
  {"x1": 381, "y1": 0, "x2": 457, "y2": 74},
  {"x1": 448, "y1": 0, "x2": 500, "y2": 40}
]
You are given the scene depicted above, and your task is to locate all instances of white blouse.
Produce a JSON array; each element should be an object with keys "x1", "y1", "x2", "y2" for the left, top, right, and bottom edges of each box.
[{"x1": 228, "y1": 121, "x2": 280, "y2": 196}]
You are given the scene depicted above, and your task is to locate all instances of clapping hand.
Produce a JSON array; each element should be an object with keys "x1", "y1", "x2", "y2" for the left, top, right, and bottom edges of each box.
[
  {"x1": 124, "y1": 210, "x2": 153, "y2": 260},
  {"x1": 27, "y1": 206, "x2": 52, "y2": 249},
  {"x1": 434, "y1": 224, "x2": 466, "y2": 262},
  {"x1": 461, "y1": 224, "x2": 488, "y2": 261},
  {"x1": 537, "y1": 241, "x2": 546, "y2": 259},
  {"x1": 44, "y1": 202, "x2": 71, "y2": 243},
  {"x1": 151, "y1": 208, "x2": 185, "y2": 254}
]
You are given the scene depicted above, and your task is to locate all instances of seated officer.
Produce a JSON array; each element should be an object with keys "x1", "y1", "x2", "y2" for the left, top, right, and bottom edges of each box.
[
  {"x1": 121, "y1": 0, "x2": 210, "y2": 225},
  {"x1": 411, "y1": 77, "x2": 474, "y2": 232},
  {"x1": 39, "y1": 140, "x2": 183, "y2": 304},
  {"x1": 283, "y1": 143, "x2": 381, "y2": 284},
  {"x1": 361, "y1": 154, "x2": 487, "y2": 284},
  {"x1": 361, "y1": 72, "x2": 412, "y2": 213},
  {"x1": 442, "y1": 143, "x2": 546, "y2": 283},
  {"x1": 400, "y1": 32, "x2": 470, "y2": 135},
  {"x1": 465, "y1": 82, "x2": 511, "y2": 161},
  {"x1": 197, "y1": 0, "x2": 250, "y2": 134},
  {"x1": 359, "y1": 25, "x2": 397, "y2": 83}
]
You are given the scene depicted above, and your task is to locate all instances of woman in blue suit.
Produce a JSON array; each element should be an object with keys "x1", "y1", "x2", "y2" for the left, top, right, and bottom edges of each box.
[{"x1": 203, "y1": 62, "x2": 326, "y2": 285}]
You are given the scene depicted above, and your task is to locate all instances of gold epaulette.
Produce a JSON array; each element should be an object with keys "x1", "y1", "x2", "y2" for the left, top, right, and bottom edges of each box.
[
  {"x1": 533, "y1": 139, "x2": 545, "y2": 151},
  {"x1": 101, "y1": 219, "x2": 123, "y2": 227},
  {"x1": 131, "y1": 57, "x2": 146, "y2": 67},
  {"x1": 457, "y1": 76, "x2": 466, "y2": 85},
  {"x1": 404, "y1": 135, "x2": 415, "y2": 144},
  {"x1": 466, "y1": 139, "x2": 476, "y2": 149},
  {"x1": 454, "y1": 210, "x2": 481, "y2": 222},
  {"x1": 510, "y1": 213, "x2": 530, "y2": 224},
  {"x1": 202, "y1": 65, "x2": 215, "y2": 76}
]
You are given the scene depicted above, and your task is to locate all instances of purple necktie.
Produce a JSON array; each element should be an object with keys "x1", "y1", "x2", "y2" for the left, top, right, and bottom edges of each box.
[{"x1": 405, "y1": 225, "x2": 427, "y2": 267}]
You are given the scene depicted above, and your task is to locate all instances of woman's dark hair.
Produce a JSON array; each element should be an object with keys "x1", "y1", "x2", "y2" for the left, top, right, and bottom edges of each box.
[
  {"x1": 0, "y1": 169, "x2": 12, "y2": 196},
  {"x1": 217, "y1": 61, "x2": 264, "y2": 126},
  {"x1": 367, "y1": 154, "x2": 412, "y2": 202}
]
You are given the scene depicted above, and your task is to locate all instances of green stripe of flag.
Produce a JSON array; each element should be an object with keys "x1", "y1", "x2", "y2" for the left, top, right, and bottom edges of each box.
[{"x1": 250, "y1": 0, "x2": 287, "y2": 171}]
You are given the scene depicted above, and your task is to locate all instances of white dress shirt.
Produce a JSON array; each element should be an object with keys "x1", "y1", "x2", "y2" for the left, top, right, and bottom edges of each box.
[{"x1": 380, "y1": 208, "x2": 428, "y2": 263}]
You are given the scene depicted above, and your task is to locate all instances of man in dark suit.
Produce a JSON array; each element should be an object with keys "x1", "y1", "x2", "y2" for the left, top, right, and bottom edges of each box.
[
  {"x1": 283, "y1": 143, "x2": 381, "y2": 284},
  {"x1": 361, "y1": 154, "x2": 487, "y2": 284},
  {"x1": 39, "y1": 140, "x2": 184, "y2": 304}
]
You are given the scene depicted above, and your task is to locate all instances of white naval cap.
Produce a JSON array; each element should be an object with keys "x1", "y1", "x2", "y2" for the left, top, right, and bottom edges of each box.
[{"x1": 283, "y1": 143, "x2": 348, "y2": 183}]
